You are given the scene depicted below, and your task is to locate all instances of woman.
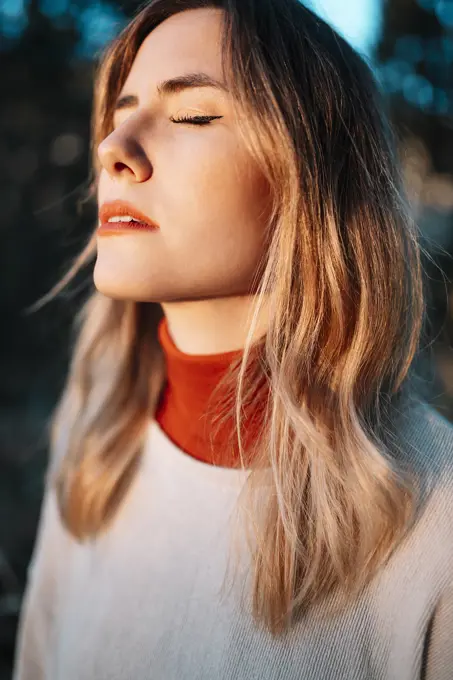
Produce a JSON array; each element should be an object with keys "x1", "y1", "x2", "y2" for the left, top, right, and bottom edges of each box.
[{"x1": 12, "y1": 0, "x2": 453, "y2": 678}]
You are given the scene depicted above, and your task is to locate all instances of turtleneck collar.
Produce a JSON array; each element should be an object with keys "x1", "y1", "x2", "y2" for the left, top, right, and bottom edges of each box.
[{"x1": 154, "y1": 315, "x2": 267, "y2": 468}]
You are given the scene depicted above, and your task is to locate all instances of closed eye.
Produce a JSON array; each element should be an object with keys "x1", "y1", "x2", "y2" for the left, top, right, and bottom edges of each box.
[{"x1": 170, "y1": 115, "x2": 223, "y2": 125}]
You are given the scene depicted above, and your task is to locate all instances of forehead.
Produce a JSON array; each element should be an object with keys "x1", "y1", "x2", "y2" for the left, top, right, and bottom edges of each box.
[{"x1": 123, "y1": 7, "x2": 225, "y2": 91}]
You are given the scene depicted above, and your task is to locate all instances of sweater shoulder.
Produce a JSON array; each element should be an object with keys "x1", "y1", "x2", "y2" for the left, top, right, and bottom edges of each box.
[
  {"x1": 391, "y1": 395, "x2": 453, "y2": 483},
  {"x1": 381, "y1": 398, "x2": 453, "y2": 594},
  {"x1": 397, "y1": 396, "x2": 453, "y2": 540}
]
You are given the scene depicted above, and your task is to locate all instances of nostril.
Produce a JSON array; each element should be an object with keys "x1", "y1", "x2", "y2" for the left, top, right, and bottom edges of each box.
[{"x1": 98, "y1": 141, "x2": 152, "y2": 182}]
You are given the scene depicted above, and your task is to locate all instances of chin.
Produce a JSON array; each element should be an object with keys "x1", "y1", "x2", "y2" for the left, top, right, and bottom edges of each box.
[
  {"x1": 93, "y1": 260, "x2": 143, "y2": 301},
  {"x1": 93, "y1": 260, "x2": 174, "y2": 302}
]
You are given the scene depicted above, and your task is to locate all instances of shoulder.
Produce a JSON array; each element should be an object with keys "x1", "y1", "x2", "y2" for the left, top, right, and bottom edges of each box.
[
  {"x1": 391, "y1": 394, "x2": 453, "y2": 493},
  {"x1": 380, "y1": 397, "x2": 453, "y2": 596},
  {"x1": 393, "y1": 394, "x2": 453, "y2": 555},
  {"x1": 385, "y1": 394, "x2": 453, "y2": 557},
  {"x1": 410, "y1": 397, "x2": 453, "y2": 444}
]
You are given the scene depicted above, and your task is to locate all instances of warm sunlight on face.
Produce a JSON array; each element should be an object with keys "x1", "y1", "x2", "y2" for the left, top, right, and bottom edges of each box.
[{"x1": 95, "y1": 7, "x2": 272, "y2": 303}]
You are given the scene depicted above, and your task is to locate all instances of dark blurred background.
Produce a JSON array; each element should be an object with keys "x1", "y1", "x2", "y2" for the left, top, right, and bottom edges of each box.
[{"x1": 0, "y1": 0, "x2": 452, "y2": 677}]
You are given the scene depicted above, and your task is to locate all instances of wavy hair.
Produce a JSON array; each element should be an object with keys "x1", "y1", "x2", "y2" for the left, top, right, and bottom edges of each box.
[{"x1": 43, "y1": 0, "x2": 429, "y2": 636}]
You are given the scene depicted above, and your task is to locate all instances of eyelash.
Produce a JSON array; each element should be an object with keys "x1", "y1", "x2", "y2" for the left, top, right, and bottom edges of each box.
[{"x1": 170, "y1": 115, "x2": 222, "y2": 125}]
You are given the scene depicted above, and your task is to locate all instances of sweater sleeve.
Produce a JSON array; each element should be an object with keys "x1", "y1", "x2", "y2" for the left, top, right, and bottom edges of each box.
[
  {"x1": 12, "y1": 465, "x2": 70, "y2": 680},
  {"x1": 422, "y1": 580, "x2": 453, "y2": 679}
]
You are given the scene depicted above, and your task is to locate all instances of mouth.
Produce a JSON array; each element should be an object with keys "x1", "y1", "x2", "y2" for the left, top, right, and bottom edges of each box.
[
  {"x1": 98, "y1": 199, "x2": 160, "y2": 235},
  {"x1": 97, "y1": 220, "x2": 159, "y2": 235}
]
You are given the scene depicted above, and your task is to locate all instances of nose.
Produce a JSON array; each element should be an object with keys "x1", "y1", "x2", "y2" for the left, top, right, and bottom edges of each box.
[{"x1": 97, "y1": 130, "x2": 152, "y2": 183}]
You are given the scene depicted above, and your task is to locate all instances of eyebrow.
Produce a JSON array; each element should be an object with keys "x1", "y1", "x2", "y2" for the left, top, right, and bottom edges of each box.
[{"x1": 114, "y1": 72, "x2": 229, "y2": 113}]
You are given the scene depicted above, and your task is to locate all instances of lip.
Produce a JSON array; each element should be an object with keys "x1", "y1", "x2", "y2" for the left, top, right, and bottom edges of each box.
[{"x1": 98, "y1": 199, "x2": 159, "y2": 234}]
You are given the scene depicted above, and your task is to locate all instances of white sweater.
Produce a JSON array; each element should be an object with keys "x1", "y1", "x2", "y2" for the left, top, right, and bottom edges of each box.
[{"x1": 12, "y1": 398, "x2": 453, "y2": 680}]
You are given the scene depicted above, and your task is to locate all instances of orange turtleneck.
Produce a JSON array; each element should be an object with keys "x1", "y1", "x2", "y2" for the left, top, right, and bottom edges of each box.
[{"x1": 154, "y1": 315, "x2": 267, "y2": 468}]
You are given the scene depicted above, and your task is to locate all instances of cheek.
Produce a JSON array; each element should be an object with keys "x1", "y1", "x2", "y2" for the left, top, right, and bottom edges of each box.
[
  {"x1": 156, "y1": 143, "x2": 271, "y2": 296},
  {"x1": 166, "y1": 161, "x2": 270, "y2": 297},
  {"x1": 160, "y1": 138, "x2": 271, "y2": 250}
]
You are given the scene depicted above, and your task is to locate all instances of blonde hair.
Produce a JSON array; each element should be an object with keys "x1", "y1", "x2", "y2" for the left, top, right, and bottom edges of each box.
[{"x1": 43, "y1": 0, "x2": 429, "y2": 636}]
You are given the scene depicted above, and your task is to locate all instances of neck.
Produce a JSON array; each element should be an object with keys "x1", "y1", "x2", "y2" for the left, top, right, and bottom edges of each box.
[{"x1": 159, "y1": 294, "x2": 270, "y2": 355}]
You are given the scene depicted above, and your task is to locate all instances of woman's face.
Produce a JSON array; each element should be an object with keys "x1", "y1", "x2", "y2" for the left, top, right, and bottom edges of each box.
[{"x1": 95, "y1": 7, "x2": 271, "y2": 303}]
